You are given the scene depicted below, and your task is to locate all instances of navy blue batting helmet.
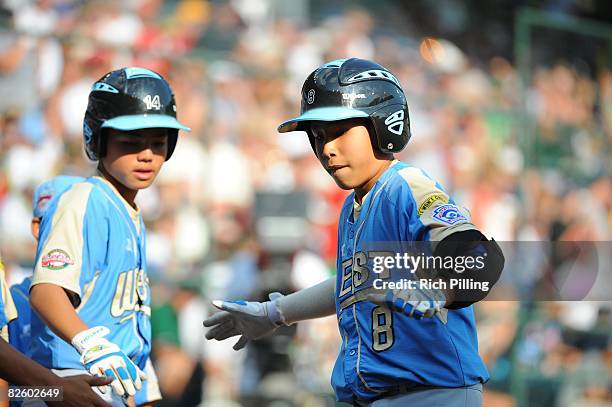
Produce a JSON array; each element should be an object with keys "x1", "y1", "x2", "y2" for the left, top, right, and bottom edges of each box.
[{"x1": 278, "y1": 58, "x2": 411, "y2": 153}]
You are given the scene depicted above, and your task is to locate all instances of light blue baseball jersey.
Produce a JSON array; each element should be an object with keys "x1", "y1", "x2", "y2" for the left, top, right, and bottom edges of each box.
[
  {"x1": 331, "y1": 160, "x2": 488, "y2": 402},
  {"x1": 8, "y1": 277, "x2": 31, "y2": 353},
  {"x1": 29, "y1": 176, "x2": 151, "y2": 370}
]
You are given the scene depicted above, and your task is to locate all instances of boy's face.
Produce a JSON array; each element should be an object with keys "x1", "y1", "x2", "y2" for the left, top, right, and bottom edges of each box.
[
  {"x1": 101, "y1": 128, "x2": 168, "y2": 192},
  {"x1": 311, "y1": 119, "x2": 389, "y2": 192}
]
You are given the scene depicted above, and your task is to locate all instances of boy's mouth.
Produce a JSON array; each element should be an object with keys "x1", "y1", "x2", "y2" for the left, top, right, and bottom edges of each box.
[
  {"x1": 134, "y1": 169, "x2": 154, "y2": 180},
  {"x1": 327, "y1": 164, "x2": 348, "y2": 174}
]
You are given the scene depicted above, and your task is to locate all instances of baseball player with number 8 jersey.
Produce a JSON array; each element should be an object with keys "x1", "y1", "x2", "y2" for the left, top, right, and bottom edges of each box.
[{"x1": 204, "y1": 58, "x2": 504, "y2": 406}]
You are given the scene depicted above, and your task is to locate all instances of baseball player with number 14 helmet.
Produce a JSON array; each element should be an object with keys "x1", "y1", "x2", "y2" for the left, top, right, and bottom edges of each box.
[
  {"x1": 204, "y1": 58, "x2": 503, "y2": 406},
  {"x1": 28, "y1": 67, "x2": 189, "y2": 407}
]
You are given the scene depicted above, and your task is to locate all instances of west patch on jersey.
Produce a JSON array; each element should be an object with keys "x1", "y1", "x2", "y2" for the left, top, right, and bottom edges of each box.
[{"x1": 432, "y1": 204, "x2": 468, "y2": 225}]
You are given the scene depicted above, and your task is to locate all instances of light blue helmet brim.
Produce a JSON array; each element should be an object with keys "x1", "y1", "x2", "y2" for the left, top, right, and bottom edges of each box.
[
  {"x1": 101, "y1": 114, "x2": 191, "y2": 132},
  {"x1": 277, "y1": 107, "x2": 369, "y2": 133}
]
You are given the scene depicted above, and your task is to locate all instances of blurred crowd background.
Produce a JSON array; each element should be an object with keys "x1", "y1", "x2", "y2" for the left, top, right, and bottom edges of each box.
[{"x1": 0, "y1": 0, "x2": 610, "y2": 406}]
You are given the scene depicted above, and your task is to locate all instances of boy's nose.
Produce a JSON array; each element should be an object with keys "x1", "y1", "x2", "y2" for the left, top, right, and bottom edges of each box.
[
  {"x1": 321, "y1": 139, "x2": 337, "y2": 158},
  {"x1": 138, "y1": 147, "x2": 154, "y2": 161}
]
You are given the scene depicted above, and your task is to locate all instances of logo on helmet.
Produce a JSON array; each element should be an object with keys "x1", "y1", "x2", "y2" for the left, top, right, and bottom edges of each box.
[
  {"x1": 92, "y1": 82, "x2": 119, "y2": 93},
  {"x1": 384, "y1": 109, "x2": 405, "y2": 135},
  {"x1": 307, "y1": 89, "x2": 315, "y2": 104},
  {"x1": 342, "y1": 93, "x2": 366, "y2": 101},
  {"x1": 83, "y1": 122, "x2": 93, "y2": 144}
]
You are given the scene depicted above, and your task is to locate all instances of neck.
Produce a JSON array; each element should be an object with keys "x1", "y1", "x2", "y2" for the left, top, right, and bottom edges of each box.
[
  {"x1": 354, "y1": 160, "x2": 392, "y2": 204},
  {"x1": 98, "y1": 164, "x2": 137, "y2": 208}
]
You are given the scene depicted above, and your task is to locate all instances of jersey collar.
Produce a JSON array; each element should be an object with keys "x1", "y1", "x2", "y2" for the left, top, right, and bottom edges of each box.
[{"x1": 91, "y1": 173, "x2": 142, "y2": 234}]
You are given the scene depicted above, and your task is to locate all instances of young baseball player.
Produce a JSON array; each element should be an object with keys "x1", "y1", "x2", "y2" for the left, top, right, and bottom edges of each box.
[
  {"x1": 204, "y1": 58, "x2": 504, "y2": 406},
  {"x1": 28, "y1": 67, "x2": 189, "y2": 406}
]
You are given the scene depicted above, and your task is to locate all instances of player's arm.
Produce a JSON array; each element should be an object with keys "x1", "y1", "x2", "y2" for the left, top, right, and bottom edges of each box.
[
  {"x1": 367, "y1": 229, "x2": 504, "y2": 318},
  {"x1": 0, "y1": 338, "x2": 112, "y2": 407},
  {"x1": 29, "y1": 283, "x2": 146, "y2": 397},
  {"x1": 368, "y1": 169, "x2": 504, "y2": 318},
  {"x1": 204, "y1": 276, "x2": 336, "y2": 350},
  {"x1": 277, "y1": 276, "x2": 336, "y2": 321},
  {"x1": 30, "y1": 283, "x2": 88, "y2": 342}
]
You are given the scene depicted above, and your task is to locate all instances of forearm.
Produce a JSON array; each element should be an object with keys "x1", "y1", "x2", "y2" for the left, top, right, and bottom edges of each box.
[
  {"x1": 276, "y1": 276, "x2": 336, "y2": 324},
  {"x1": 0, "y1": 339, "x2": 60, "y2": 386},
  {"x1": 30, "y1": 283, "x2": 89, "y2": 342}
]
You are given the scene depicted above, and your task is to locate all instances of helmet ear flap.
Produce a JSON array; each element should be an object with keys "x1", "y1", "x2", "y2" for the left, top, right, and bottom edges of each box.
[
  {"x1": 83, "y1": 119, "x2": 99, "y2": 160},
  {"x1": 305, "y1": 126, "x2": 317, "y2": 155},
  {"x1": 165, "y1": 130, "x2": 179, "y2": 160},
  {"x1": 97, "y1": 129, "x2": 107, "y2": 158},
  {"x1": 370, "y1": 104, "x2": 411, "y2": 153}
]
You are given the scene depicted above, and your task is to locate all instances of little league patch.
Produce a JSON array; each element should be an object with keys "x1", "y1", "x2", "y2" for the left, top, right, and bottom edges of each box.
[
  {"x1": 432, "y1": 204, "x2": 467, "y2": 225},
  {"x1": 41, "y1": 249, "x2": 74, "y2": 270}
]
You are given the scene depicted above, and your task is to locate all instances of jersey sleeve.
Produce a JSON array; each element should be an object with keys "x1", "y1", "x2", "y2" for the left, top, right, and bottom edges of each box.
[
  {"x1": 31, "y1": 183, "x2": 99, "y2": 302},
  {"x1": 398, "y1": 167, "x2": 476, "y2": 241}
]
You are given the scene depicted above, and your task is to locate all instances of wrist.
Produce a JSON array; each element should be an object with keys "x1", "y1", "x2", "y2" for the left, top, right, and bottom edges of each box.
[
  {"x1": 71, "y1": 325, "x2": 109, "y2": 354},
  {"x1": 266, "y1": 298, "x2": 288, "y2": 327}
]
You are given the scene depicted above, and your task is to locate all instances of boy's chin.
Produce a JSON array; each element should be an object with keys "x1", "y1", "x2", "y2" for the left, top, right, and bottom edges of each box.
[
  {"x1": 126, "y1": 178, "x2": 156, "y2": 190},
  {"x1": 331, "y1": 177, "x2": 356, "y2": 191}
]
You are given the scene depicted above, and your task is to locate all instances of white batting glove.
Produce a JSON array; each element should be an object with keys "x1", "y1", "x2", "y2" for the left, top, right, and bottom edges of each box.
[
  {"x1": 366, "y1": 286, "x2": 445, "y2": 319},
  {"x1": 203, "y1": 292, "x2": 287, "y2": 350},
  {"x1": 71, "y1": 326, "x2": 147, "y2": 397}
]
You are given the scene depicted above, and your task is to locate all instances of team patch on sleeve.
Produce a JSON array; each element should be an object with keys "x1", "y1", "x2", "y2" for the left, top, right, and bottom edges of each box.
[
  {"x1": 431, "y1": 204, "x2": 468, "y2": 225},
  {"x1": 418, "y1": 193, "x2": 448, "y2": 215},
  {"x1": 41, "y1": 249, "x2": 74, "y2": 270}
]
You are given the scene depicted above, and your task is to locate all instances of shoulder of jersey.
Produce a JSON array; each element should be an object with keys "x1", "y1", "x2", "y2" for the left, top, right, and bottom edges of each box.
[
  {"x1": 48, "y1": 181, "x2": 107, "y2": 216},
  {"x1": 383, "y1": 163, "x2": 447, "y2": 211},
  {"x1": 380, "y1": 162, "x2": 421, "y2": 199}
]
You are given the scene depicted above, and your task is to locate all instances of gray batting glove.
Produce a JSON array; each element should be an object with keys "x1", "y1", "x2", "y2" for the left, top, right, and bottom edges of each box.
[
  {"x1": 366, "y1": 287, "x2": 445, "y2": 319},
  {"x1": 203, "y1": 293, "x2": 287, "y2": 350}
]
